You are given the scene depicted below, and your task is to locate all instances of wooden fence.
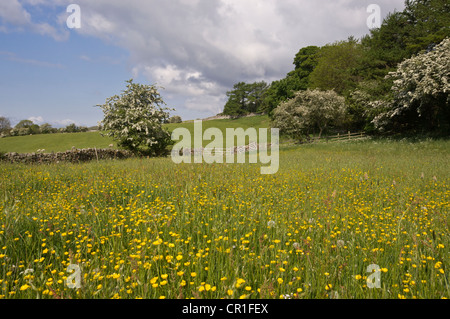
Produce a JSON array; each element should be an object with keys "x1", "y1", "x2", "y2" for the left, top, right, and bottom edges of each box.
[{"x1": 311, "y1": 131, "x2": 367, "y2": 143}]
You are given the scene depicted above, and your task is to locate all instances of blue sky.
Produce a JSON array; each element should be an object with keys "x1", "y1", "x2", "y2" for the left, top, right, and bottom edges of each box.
[
  {"x1": 0, "y1": 0, "x2": 406, "y2": 128},
  {"x1": 1, "y1": 30, "x2": 131, "y2": 127}
]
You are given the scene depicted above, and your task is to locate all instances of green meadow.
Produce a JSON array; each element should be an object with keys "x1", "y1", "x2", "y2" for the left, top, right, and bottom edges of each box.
[
  {"x1": 0, "y1": 115, "x2": 272, "y2": 154},
  {"x1": 0, "y1": 131, "x2": 116, "y2": 154},
  {"x1": 0, "y1": 133, "x2": 449, "y2": 299}
]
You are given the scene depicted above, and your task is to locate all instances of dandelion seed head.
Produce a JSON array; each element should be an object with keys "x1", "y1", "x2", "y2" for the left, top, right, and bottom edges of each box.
[{"x1": 267, "y1": 220, "x2": 276, "y2": 228}]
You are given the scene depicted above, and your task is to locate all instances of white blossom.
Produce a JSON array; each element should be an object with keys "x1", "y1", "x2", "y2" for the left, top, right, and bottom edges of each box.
[
  {"x1": 97, "y1": 79, "x2": 173, "y2": 156},
  {"x1": 371, "y1": 38, "x2": 449, "y2": 131}
]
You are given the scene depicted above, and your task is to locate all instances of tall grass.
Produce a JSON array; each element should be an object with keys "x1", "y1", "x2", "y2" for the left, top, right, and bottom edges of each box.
[{"x1": 0, "y1": 139, "x2": 448, "y2": 299}]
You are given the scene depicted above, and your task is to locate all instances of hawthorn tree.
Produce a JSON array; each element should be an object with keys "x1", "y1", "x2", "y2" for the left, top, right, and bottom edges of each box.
[
  {"x1": 98, "y1": 79, "x2": 173, "y2": 156},
  {"x1": 371, "y1": 37, "x2": 450, "y2": 134},
  {"x1": 273, "y1": 89, "x2": 347, "y2": 141}
]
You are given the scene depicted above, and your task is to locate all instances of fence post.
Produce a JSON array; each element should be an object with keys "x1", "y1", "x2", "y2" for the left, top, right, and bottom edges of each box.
[{"x1": 348, "y1": 131, "x2": 350, "y2": 140}]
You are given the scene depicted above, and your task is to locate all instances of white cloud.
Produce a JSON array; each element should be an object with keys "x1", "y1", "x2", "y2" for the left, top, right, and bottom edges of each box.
[
  {"x1": 65, "y1": 0, "x2": 404, "y2": 115},
  {"x1": 0, "y1": 0, "x2": 32, "y2": 26},
  {"x1": 53, "y1": 118, "x2": 76, "y2": 127},
  {"x1": 25, "y1": 116, "x2": 81, "y2": 128},
  {"x1": 4, "y1": 0, "x2": 406, "y2": 117},
  {"x1": 33, "y1": 21, "x2": 69, "y2": 41},
  {"x1": 27, "y1": 116, "x2": 45, "y2": 124},
  {"x1": 0, "y1": 0, "x2": 69, "y2": 40},
  {"x1": 185, "y1": 95, "x2": 227, "y2": 114}
]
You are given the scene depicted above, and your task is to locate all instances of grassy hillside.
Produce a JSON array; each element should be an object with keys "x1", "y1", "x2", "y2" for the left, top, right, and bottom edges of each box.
[
  {"x1": 165, "y1": 115, "x2": 272, "y2": 147},
  {"x1": 164, "y1": 114, "x2": 270, "y2": 132},
  {"x1": 0, "y1": 115, "x2": 272, "y2": 153},
  {"x1": 0, "y1": 132, "x2": 116, "y2": 154}
]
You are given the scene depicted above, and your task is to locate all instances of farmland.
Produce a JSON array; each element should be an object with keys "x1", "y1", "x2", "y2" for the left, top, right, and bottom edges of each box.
[
  {"x1": 0, "y1": 115, "x2": 272, "y2": 154},
  {"x1": 0, "y1": 131, "x2": 116, "y2": 154},
  {"x1": 0, "y1": 137, "x2": 449, "y2": 299}
]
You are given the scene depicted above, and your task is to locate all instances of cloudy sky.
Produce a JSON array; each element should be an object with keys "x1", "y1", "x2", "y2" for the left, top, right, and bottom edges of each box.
[{"x1": 0, "y1": 0, "x2": 405, "y2": 127}]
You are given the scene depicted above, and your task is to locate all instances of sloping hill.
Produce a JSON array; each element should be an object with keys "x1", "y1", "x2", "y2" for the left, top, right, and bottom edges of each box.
[
  {"x1": 0, "y1": 115, "x2": 271, "y2": 153},
  {"x1": 0, "y1": 131, "x2": 116, "y2": 154}
]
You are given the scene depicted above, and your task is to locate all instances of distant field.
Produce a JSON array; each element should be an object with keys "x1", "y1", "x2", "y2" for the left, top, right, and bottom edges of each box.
[
  {"x1": 0, "y1": 132, "x2": 116, "y2": 154},
  {"x1": 0, "y1": 115, "x2": 272, "y2": 153},
  {"x1": 165, "y1": 115, "x2": 273, "y2": 147},
  {"x1": 164, "y1": 114, "x2": 271, "y2": 132}
]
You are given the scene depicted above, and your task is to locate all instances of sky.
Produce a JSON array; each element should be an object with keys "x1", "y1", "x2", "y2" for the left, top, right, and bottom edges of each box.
[{"x1": 0, "y1": 0, "x2": 406, "y2": 128}]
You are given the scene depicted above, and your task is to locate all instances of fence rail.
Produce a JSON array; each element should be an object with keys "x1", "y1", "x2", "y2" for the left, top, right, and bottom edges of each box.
[
  {"x1": 311, "y1": 131, "x2": 367, "y2": 143},
  {"x1": 173, "y1": 142, "x2": 272, "y2": 156}
]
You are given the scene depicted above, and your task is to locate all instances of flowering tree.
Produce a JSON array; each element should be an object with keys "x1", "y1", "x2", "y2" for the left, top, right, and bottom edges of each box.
[
  {"x1": 371, "y1": 37, "x2": 450, "y2": 133},
  {"x1": 98, "y1": 79, "x2": 173, "y2": 156},
  {"x1": 273, "y1": 89, "x2": 347, "y2": 141}
]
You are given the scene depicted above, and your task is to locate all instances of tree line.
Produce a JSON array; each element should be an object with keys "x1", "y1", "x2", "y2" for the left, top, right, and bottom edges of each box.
[
  {"x1": 221, "y1": 0, "x2": 449, "y2": 138},
  {"x1": 0, "y1": 118, "x2": 91, "y2": 137}
]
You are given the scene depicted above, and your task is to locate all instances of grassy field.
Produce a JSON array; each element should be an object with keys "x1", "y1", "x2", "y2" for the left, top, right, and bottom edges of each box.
[
  {"x1": 0, "y1": 132, "x2": 116, "y2": 154},
  {"x1": 0, "y1": 115, "x2": 272, "y2": 153},
  {"x1": 0, "y1": 138, "x2": 449, "y2": 299},
  {"x1": 166, "y1": 115, "x2": 273, "y2": 147}
]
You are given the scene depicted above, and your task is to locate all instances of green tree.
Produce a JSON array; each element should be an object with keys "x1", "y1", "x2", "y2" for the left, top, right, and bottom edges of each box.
[
  {"x1": 361, "y1": 0, "x2": 450, "y2": 80},
  {"x1": 98, "y1": 79, "x2": 173, "y2": 156},
  {"x1": 64, "y1": 123, "x2": 79, "y2": 133},
  {"x1": 14, "y1": 119, "x2": 34, "y2": 129},
  {"x1": 29, "y1": 124, "x2": 40, "y2": 135},
  {"x1": 222, "y1": 81, "x2": 269, "y2": 117},
  {"x1": 263, "y1": 46, "x2": 320, "y2": 116},
  {"x1": 361, "y1": 12, "x2": 412, "y2": 77},
  {"x1": 222, "y1": 82, "x2": 248, "y2": 117},
  {"x1": 403, "y1": 0, "x2": 450, "y2": 54},
  {"x1": 168, "y1": 115, "x2": 182, "y2": 123},
  {"x1": 309, "y1": 39, "x2": 364, "y2": 96},
  {"x1": 247, "y1": 81, "x2": 269, "y2": 113},
  {"x1": 0, "y1": 116, "x2": 11, "y2": 134},
  {"x1": 292, "y1": 45, "x2": 321, "y2": 86},
  {"x1": 39, "y1": 123, "x2": 55, "y2": 134}
]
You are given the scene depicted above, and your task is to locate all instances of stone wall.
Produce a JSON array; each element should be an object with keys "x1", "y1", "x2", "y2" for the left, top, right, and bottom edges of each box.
[{"x1": 0, "y1": 148, "x2": 134, "y2": 164}]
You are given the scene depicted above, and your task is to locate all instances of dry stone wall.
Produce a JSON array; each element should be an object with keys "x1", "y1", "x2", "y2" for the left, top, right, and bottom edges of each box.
[{"x1": 0, "y1": 148, "x2": 134, "y2": 164}]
